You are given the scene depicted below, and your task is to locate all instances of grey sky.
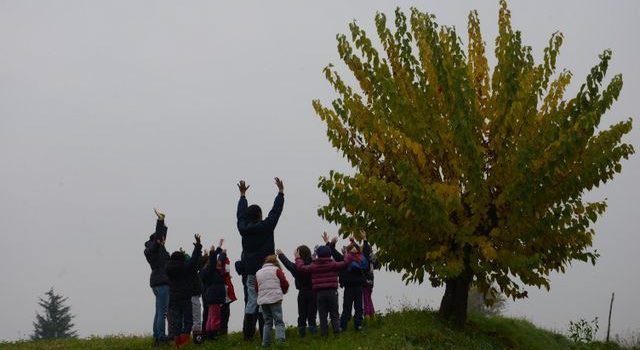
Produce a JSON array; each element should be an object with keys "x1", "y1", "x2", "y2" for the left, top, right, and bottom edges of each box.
[{"x1": 1, "y1": 0, "x2": 638, "y2": 342}]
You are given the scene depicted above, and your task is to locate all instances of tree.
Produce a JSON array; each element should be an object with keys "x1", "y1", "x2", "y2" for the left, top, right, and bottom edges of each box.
[
  {"x1": 313, "y1": 1, "x2": 634, "y2": 326},
  {"x1": 31, "y1": 288, "x2": 77, "y2": 340},
  {"x1": 467, "y1": 286, "x2": 507, "y2": 316}
]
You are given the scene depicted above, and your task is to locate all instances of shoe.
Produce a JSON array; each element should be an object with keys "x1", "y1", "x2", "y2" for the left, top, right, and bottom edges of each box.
[
  {"x1": 175, "y1": 334, "x2": 190, "y2": 348},
  {"x1": 192, "y1": 331, "x2": 205, "y2": 345},
  {"x1": 206, "y1": 330, "x2": 218, "y2": 340}
]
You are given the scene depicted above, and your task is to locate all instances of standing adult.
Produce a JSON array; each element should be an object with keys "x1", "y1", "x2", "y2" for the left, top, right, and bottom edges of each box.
[
  {"x1": 236, "y1": 177, "x2": 285, "y2": 341},
  {"x1": 144, "y1": 208, "x2": 170, "y2": 346}
]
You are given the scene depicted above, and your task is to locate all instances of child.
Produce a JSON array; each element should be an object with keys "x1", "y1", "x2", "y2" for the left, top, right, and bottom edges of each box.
[
  {"x1": 200, "y1": 239, "x2": 227, "y2": 340},
  {"x1": 165, "y1": 234, "x2": 203, "y2": 347},
  {"x1": 256, "y1": 255, "x2": 289, "y2": 346},
  {"x1": 295, "y1": 243, "x2": 353, "y2": 337},
  {"x1": 186, "y1": 252, "x2": 206, "y2": 342},
  {"x1": 362, "y1": 233, "x2": 379, "y2": 318},
  {"x1": 220, "y1": 252, "x2": 237, "y2": 335},
  {"x1": 277, "y1": 246, "x2": 317, "y2": 337},
  {"x1": 326, "y1": 234, "x2": 368, "y2": 332}
]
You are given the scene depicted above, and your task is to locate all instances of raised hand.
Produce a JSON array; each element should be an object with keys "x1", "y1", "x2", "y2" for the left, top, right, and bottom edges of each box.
[
  {"x1": 153, "y1": 208, "x2": 165, "y2": 220},
  {"x1": 331, "y1": 236, "x2": 338, "y2": 245},
  {"x1": 275, "y1": 177, "x2": 284, "y2": 193},
  {"x1": 361, "y1": 230, "x2": 367, "y2": 241},
  {"x1": 237, "y1": 180, "x2": 250, "y2": 196},
  {"x1": 276, "y1": 249, "x2": 283, "y2": 255},
  {"x1": 194, "y1": 234, "x2": 202, "y2": 246},
  {"x1": 218, "y1": 238, "x2": 224, "y2": 248},
  {"x1": 321, "y1": 231, "x2": 330, "y2": 243}
]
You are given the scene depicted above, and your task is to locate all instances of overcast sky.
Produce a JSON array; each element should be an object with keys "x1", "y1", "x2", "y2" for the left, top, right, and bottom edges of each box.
[{"x1": 1, "y1": 0, "x2": 638, "y2": 342}]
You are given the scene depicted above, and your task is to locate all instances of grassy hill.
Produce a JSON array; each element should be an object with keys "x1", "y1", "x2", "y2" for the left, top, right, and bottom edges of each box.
[{"x1": 2, "y1": 308, "x2": 634, "y2": 350}]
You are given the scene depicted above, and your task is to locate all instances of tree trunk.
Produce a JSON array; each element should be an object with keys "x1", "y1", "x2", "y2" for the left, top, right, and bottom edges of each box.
[{"x1": 438, "y1": 275, "x2": 472, "y2": 326}]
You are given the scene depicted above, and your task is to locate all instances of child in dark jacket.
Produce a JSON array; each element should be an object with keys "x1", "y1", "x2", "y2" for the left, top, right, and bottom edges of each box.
[
  {"x1": 277, "y1": 246, "x2": 317, "y2": 337},
  {"x1": 362, "y1": 233, "x2": 378, "y2": 318},
  {"x1": 165, "y1": 234, "x2": 203, "y2": 346},
  {"x1": 200, "y1": 239, "x2": 227, "y2": 340},
  {"x1": 187, "y1": 253, "x2": 205, "y2": 339},
  {"x1": 295, "y1": 243, "x2": 353, "y2": 337},
  {"x1": 326, "y1": 234, "x2": 368, "y2": 332}
]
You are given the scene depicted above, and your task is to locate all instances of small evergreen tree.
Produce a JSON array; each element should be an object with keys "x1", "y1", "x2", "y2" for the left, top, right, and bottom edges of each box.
[{"x1": 31, "y1": 288, "x2": 77, "y2": 340}]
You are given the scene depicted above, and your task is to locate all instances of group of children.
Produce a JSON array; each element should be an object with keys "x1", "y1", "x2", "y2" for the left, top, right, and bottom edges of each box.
[
  {"x1": 144, "y1": 212, "x2": 237, "y2": 347},
  {"x1": 145, "y1": 207, "x2": 379, "y2": 348}
]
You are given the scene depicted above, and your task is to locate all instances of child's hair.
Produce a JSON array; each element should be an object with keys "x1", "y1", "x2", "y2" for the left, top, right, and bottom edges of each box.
[
  {"x1": 264, "y1": 254, "x2": 281, "y2": 268},
  {"x1": 297, "y1": 245, "x2": 312, "y2": 260}
]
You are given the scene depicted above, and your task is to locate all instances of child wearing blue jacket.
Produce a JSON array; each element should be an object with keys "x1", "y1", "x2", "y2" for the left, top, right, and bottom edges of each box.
[{"x1": 326, "y1": 233, "x2": 368, "y2": 332}]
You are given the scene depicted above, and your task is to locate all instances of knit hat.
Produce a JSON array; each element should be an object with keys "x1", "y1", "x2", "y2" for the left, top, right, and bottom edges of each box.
[{"x1": 316, "y1": 245, "x2": 331, "y2": 258}]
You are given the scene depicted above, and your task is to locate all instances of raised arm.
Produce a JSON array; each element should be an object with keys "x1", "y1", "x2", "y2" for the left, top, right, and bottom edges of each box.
[
  {"x1": 210, "y1": 239, "x2": 224, "y2": 263},
  {"x1": 145, "y1": 209, "x2": 167, "y2": 259},
  {"x1": 153, "y1": 208, "x2": 167, "y2": 239},
  {"x1": 328, "y1": 238, "x2": 344, "y2": 262},
  {"x1": 277, "y1": 249, "x2": 298, "y2": 278},
  {"x1": 236, "y1": 180, "x2": 249, "y2": 231},
  {"x1": 186, "y1": 234, "x2": 203, "y2": 270},
  {"x1": 263, "y1": 177, "x2": 285, "y2": 230},
  {"x1": 237, "y1": 197, "x2": 248, "y2": 221},
  {"x1": 363, "y1": 240, "x2": 372, "y2": 258}
]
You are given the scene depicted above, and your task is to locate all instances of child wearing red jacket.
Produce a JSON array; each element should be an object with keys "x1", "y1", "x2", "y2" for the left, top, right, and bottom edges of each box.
[
  {"x1": 219, "y1": 253, "x2": 237, "y2": 336},
  {"x1": 295, "y1": 244, "x2": 353, "y2": 337}
]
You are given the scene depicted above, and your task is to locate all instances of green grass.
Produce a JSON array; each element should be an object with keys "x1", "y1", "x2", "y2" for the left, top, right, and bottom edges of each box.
[{"x1": 2, "y1": 309, "x2": 634, "y2": 350}]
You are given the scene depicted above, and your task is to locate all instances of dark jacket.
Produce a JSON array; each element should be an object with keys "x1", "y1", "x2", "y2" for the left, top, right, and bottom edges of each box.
[
  {"x1": 200, "y1": 248, "x2": 227, "y2": 305},
  {"x1": 237, "y1": 193, "x2": 284, "y2": 275},
  {"x1": 278, "y1": 253, "x2": 312, "y2": 291},
  {"x1": 328, "y1": 242, "x2": 368, "y2": 288},
  {"x1": 166, "y1": 243, "x2": 203, "y2": 304},
  {"x1": 144, "y1": 219, "x2": 170, "y2": 287},
  {"x1": 362, "y1": 240, "x2": 378, "y2": 287},
  {"x1": 190, "y1": 255, "x2": 207, "y2": 296}
]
